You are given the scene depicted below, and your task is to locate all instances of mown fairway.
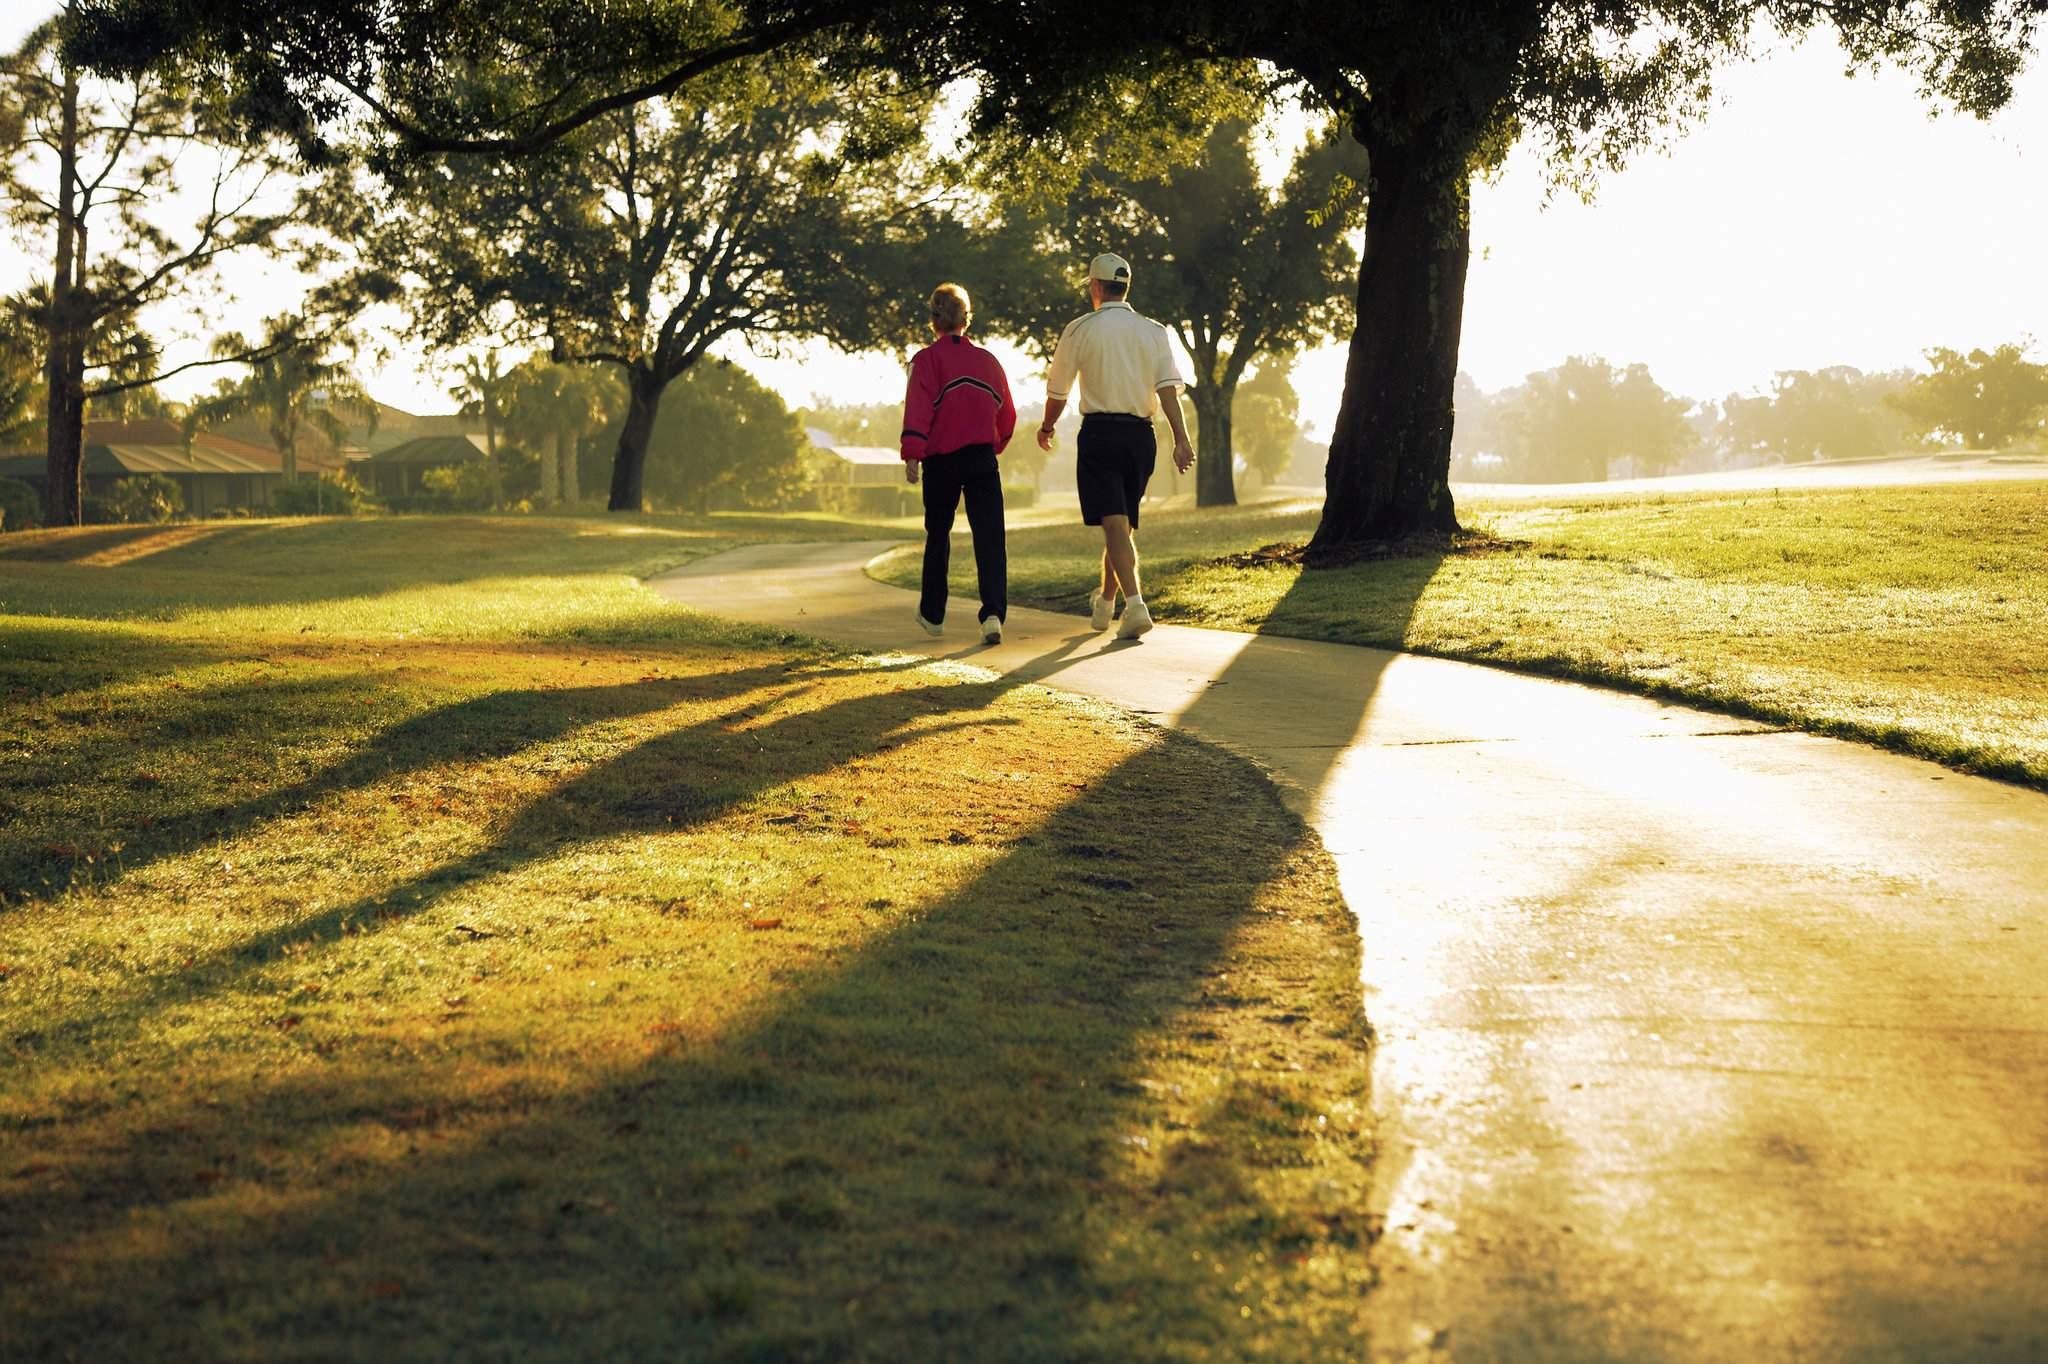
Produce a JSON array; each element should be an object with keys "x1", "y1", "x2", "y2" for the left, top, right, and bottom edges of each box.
[
  {"x1": 874, "y1": 482, "x2": 2048, "y2": 786},
  {"x1": 0, "y1": 517, "x2": 1370, "y2": 1361}
]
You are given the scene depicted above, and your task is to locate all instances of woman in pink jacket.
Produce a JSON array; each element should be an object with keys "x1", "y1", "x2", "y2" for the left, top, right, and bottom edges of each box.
[{"x1": 900, "y1": 282, "x2": 1016, "y2": 645}]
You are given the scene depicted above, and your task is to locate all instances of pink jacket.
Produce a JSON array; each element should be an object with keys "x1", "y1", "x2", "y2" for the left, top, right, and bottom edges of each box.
[{"x1": 899, "y1": 333, "x2": 1016, "y2": 462}]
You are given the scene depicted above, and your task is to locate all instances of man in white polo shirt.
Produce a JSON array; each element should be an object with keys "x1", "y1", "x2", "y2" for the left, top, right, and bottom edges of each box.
[{"x1": 1035, "y1": 253, "x2": 1195, "y2": 640}]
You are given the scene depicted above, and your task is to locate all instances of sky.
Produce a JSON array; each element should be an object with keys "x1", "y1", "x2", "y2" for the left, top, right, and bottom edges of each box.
[{"x1": 4, "y1": 8, "x2": 2045, "y2": 437}]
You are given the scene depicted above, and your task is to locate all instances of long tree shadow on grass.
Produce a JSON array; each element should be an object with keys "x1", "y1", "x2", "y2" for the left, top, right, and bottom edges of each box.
[
  {"x1": 0, "y1": 652, "x2": 933, "y2": 902},
  {"x1": 4, "y1": 699, "x2": 1369, "y2": 1361},
  {"x1": 7, "y1": 550, "x2": 1449, "y2": 1358},
  {"x1": 0, "y1": 515, "x2": 890, "y2": 623},
  {"x1": 13, "y1": 657, "x2": 960, "y2": 1043}
]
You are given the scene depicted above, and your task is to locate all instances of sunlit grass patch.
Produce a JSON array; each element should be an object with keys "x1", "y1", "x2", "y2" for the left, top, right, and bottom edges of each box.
[
  {"x1": 0, "y1": 516, "x2": 1369, "y2": 1360},
  {"x1": 873, "y1": 483, "x2": 2048, "y2": 786}
]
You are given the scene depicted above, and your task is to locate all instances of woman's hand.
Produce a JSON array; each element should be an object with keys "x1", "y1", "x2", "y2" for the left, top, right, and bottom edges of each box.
[{"x1": 904, "y1": 460, "x2": 920, "y2": 485}]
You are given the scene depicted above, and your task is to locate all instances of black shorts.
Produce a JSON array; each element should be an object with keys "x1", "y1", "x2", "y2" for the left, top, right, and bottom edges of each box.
[{"x1": 1075, "y1": 414, "x2": 1156, "y2": 528}]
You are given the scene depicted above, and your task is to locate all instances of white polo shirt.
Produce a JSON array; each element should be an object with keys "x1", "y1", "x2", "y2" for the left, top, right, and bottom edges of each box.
[{"x1": 1046, "y1": 301, "x2": 1186, "y2": 417}]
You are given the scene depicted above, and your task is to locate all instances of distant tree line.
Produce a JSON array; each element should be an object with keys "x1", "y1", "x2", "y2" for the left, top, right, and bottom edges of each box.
[{"x1": 1452, "y1": 342, "x2": 2048, "y2": 483}]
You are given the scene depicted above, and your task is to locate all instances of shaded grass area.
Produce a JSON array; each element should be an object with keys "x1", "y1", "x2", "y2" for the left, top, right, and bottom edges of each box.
[
  {"x1": 0, "y1": 511, "x2": 897, "y2": 629},
  {"x1": 873, "y1": 484, "x2": 2048, "y2": 786},
  {"x1": 0, "y1": 518, "x2": 1371, "y2": 1360}
]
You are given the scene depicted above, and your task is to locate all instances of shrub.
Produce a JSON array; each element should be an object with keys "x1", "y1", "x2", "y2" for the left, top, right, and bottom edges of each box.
[
  {"x1": 1001, "y1": 482, "x2": 1038, "y2": 509},
  {"x1": 270, "y1": 471, "x2": 381, "y2": 517},
  {"x1": 85, "y1": 474, "x2": 184, "y2": 525},
  {"x1": 0, "y1": 476, "x2": 37, "y2": 532},
  {"x1": 419, "y1": 460, "x2": 496, "y2": 511}
]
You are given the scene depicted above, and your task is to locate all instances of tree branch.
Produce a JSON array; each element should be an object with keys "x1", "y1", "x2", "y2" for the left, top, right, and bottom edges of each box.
[
  {"x1": 317, "y1": 14, "x2": 844, "y2": 157},
  {"x1": 84, "y1": 337, "x2": 296, "y2": 398}
]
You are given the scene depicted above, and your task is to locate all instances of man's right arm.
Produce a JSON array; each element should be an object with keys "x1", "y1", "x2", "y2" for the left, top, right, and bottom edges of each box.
[{"x1": 1040, "y1": 322, "x2": 1078, "y2": 450}]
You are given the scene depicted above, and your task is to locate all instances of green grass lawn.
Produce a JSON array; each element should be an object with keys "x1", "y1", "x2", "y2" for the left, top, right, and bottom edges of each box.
[
  {"x1": 872, "y1": 483, "x2": 2048, "y2": 786},
  {"x1": 0, "y1": 516, "x2": 1371, "y2": 1361}
]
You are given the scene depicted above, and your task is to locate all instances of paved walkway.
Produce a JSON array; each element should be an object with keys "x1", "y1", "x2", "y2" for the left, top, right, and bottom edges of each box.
[{"x1": 651, "y1": 543, "x2": 2048, "y2": 1363}]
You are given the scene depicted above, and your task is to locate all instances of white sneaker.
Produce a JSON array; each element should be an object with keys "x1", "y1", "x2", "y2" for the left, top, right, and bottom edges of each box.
[
  {"x1": 916, "y1": 613, "x2": 943, "y2": 637},
  {"x1": 1117, "y1": 598, "x2": 1154, "y2": 640},
  {"x1": 981, "y1": 617, "x2": 1003, "y2": 645},
  {"x1": 1089, "y1": 590, "x2": 1114, "y2": 631}
]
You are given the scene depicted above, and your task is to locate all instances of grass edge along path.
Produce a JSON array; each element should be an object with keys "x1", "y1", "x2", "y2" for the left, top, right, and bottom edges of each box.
[
  {"x1": 870, "y1": 483, "x2": 2048, "y2": 789},
  {"x1": 1, "y1": 517, "x2": 1375, "y2": 1361}
]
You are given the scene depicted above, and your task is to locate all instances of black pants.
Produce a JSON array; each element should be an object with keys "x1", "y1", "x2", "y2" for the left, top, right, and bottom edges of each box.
[{"x1": 919, "y1": 443, "x2": 1006, "y2": 625}]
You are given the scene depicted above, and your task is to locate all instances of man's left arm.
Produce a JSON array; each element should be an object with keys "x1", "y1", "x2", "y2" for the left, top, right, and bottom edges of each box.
[
  {"x1": 1154, "y1": 328, "x2": 1194, "y2": 472},
  {"x1": 1158, "y1": 385, "x2": 1195, "y2": 473}
]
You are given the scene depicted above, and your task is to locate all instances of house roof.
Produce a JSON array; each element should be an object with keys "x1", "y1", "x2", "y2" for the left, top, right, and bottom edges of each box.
[
  {"x1": 367, "y1": 434, "x2": 488, "y2": 465},
  {"x1": 84, "y1": 419, "x2": 185, "y2": 444},
  {"x1": 817, "y1": 445, "x2": 902, "y2": 467},
  {"x1": 0, "y1": 432, "x2": 343, "y2": 480}
]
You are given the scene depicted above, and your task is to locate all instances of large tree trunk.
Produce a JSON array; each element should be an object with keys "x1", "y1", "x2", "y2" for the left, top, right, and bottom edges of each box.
[
  {"x1": 1310, "y1": 128, "x2": 1472, "y2": 551},
  {"x1": 41, "y1": 56, "x2": 84, "y2": 528},
  {"x1": 607, "y1": 369, "x2": 665, "y2": 512},
  {"x1": 1191, "y1": 382, "x2": 1236, "y2": 507},
  {"x1": 557, "y1": 426, "x2": 579, "y2": 503}
]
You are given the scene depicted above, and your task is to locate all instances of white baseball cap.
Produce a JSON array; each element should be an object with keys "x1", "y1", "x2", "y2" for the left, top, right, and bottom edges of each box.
[{"x1": 1087, "y1": 253, "x2": 1132, "y2": 284}]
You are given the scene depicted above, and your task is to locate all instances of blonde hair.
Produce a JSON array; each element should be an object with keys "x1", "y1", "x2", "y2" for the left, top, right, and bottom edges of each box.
[{"x1": 929, "y1": 282, "x2": 971, "y2": 334}]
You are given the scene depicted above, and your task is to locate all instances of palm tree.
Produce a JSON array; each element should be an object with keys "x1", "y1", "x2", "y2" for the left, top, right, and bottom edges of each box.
[
  {"x1": 505, "y1": 358, "x2": 620, "y2": 506},
  {"x1": 185, "y1": 316, "x2": 370, "y2": 483},
  {"x1": 0, "y1": 310, "x2": 43, "y2": 449},
  {"x1": 451, "y1": 350, "x2": 517, "y2": 507}
]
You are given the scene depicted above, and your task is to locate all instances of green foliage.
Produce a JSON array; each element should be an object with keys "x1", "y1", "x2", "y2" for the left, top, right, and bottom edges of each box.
[
  {"x1": 504, "y1": 357, "x2": 623, "y2": 506},
  {"x1": 267, "y1": 469, "x2": 381, "y2": 517},
  {"x1": 0, "y1": 475, "x2": 38, "y2": 531},
  {"x1": 359, "y1": 60, "x2": 934, "y2": 374},
  {"x1": 85, "y1": 380, "x2": 180, "y2": 423},
  {"x1": 1890, "y1": 342, "x2": 2048, "y2": 450},
  {"x1": 418, "y1": 460, "x2": 501, "y2": 512},
  {"x1": 448, "y1": 349, "x2": 515, "y2": 505},
  {"x1": 1720, "y1": 367, "x2": 1918, "y2": 464},
  {"x1": 4, "y1": 10, "x2": 300, "y2": 453},
  {"x1": 1490, "y1": 357, "x2": 1696, "y2": 482},
  {"x1": 0, "y1": 307, "x2": 44, "y2": 445},
  {"x1": 185, "y1": 316, "x2": 369, "y2": 481},
  {"x1": 797, "y1": 401, "x2": 900, "y2": 447},
  {"x1": 84, "y1": 473, "x2": 183, "y2": 524},
  {"x1": 1068, "y1": 120, "x2": 1365, "y2": 367},
  {"x1": 635, "y1": 360, "x2": 810, "y2": 513},
  {"x1": 1234, "y1": 357, "x2": 1303, "y2": 486},
  {"x1": 67, "y1": 0, "x2": 2048, "y2": 539},
  {"x1": 344, "y1": 56, "x2": 942, "y2": 509},
  {"x1": 982, "y1": 118, "x2": 1364, "y2": 504}
]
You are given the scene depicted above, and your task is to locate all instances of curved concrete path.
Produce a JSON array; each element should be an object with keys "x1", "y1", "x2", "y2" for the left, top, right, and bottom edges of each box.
[{"x1": 652, "y1": 542, "x2": 2048, "y2": 1363}]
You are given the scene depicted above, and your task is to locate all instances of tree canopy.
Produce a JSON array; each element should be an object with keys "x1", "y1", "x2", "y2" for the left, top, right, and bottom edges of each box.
[
  {"x1": 1485, "y1": 357, "x2": 1696, "y2": 482},
  {"x1": 630, "y1": 357, "x2": 810, "y2": 513},
  {"x1": 342, "y1": 56, "x2": 939, "y2": 510},
  {"x1": 185, "y1": 315, "x2": 368, "y2": 481},
  {"x1": 1004, "y1": 119, "x2": 1365, "y2": 506},
  {"x1": 68, "y1": 0, "x2": 2048, "y2": 541},
  {"x1": 6, "y1": 3, "x2": 307, "y2": 522},
  {"x1": 1720, "y1": 367, "x2": 1917, "y2": 464},
  {"x1": 1891, "y1": 342, "x2": 2048, "y2": 450}
]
